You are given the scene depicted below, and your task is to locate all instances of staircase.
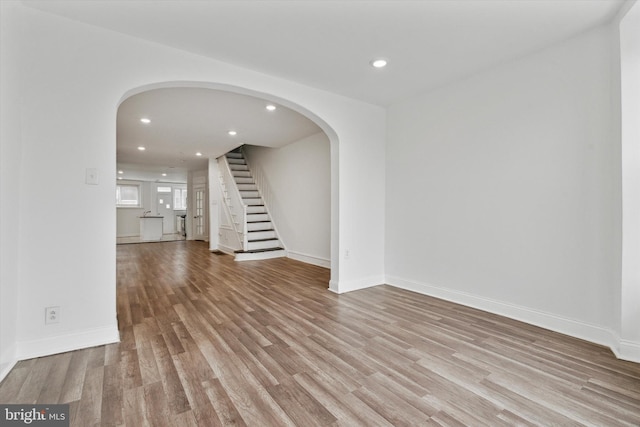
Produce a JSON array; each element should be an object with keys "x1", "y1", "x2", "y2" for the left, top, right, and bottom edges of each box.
[{"x1": 223, "y1": 149, "x2": 286, "y2": 261}]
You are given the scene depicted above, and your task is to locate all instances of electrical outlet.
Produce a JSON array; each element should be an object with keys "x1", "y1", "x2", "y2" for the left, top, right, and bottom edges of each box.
[
  {"x1": 45, "y1": 306, "x2": 60, "y2": 324},
  {"x1": 345, "y1": 249, "x2": 350, "y2": 259}
]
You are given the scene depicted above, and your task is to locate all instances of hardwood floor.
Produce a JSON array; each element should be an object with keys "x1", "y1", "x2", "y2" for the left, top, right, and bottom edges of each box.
[{"x1": 1, "y1": 240, "x2": 639, "y2": 426}]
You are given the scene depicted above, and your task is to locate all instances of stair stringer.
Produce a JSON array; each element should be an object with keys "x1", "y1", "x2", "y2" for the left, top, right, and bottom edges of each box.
[{"x1": 216, "y1": 155, "x2": 247, "y2": 253}]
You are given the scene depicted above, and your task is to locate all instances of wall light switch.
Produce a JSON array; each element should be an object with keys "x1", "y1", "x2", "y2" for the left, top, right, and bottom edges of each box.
[{"x1": 85, "y1": 168, "x2": 98, "y2": 185}]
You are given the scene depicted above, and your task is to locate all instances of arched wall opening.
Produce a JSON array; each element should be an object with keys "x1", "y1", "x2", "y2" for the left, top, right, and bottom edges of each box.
[{"x1": 117, "y1": 81, "x2": 340, "y2": 285}]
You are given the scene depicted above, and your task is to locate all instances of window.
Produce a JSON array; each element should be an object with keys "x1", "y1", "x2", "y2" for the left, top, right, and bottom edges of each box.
[
  {"x1": 116, "y1": 184, "x2": 141, "y2": 207},
  {"x1": 174, "y1": 188, "x2": 187, "y2": 210},
  {"x1": 157, "y1": 186, "x2": 172, "y2": 193}
]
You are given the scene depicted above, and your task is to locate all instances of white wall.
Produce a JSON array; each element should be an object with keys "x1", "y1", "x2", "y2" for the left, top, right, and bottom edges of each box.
[
  {"x1": 386, "y1": 25, "x2": 621, "y2": 350},
  {"x1": 618, "y1": 0, "x2": 640, "y2": 360},
  {"x1": 245, "y1": 132, "x2": 331, "y2": 267},
  {"x1": 116, "y1": 180, "x2": 151, "y2": 237},
  {"x1": 0, "y1": 2, "x2": 385, "y2": 374},
  {"x1": 0, "y1": 1, "x2": 22, "y2": 378}
]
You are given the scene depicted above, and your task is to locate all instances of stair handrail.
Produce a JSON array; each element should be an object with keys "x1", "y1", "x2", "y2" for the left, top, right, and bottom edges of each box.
[
  {"x1": 241, "y1": 146, "x2": 287, "y2": 252},
  {"x1": 218, "y1": 155, "x2": 248, "y2": 251}
]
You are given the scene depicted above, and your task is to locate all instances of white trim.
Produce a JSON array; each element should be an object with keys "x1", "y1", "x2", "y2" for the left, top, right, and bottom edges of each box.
[
  {"x1": 617, "y1": 338, "x2": 640, "y2": 363},
  {"x1": 0, "y1": 359, "x2": 18, "y2": 384},
  {"x1": 116, "y1": 233, "x2": 139, "y2": 238},
  {"x1": 287, "y1": 250, "x2": 330, "y2": 268},
  {"x1": 16, "y1": 325, "x2": 120, "y2": 361},
  {"x1": 331, "y1": 275, "x2": 385, "y2": 294},
  {"x1": 216, "y1": 245, "x2": 236, "y2": 256},
  {"x1": 235, "y1": 249, "x2": 286, "y2": 261},
  {"x1": 386, "y1": 275, "x2": 640, "y2": 363},
  {"x1": 328, "y1": 279, "x2": 340, "y2": 293},
  {"x1": 0, "y1": 342, "x2": 18, "y2": 383}
]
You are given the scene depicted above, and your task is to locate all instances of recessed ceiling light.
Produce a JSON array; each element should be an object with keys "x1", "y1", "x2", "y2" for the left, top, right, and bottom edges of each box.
[
  {"x1": 228, "y1": 130, "x2": 237, "y2": 136},
  {"x1": 196, "y1": 152, "x2": 202, "y2": 157},
  {"x1": 266, "y1": 104, "x2": 276, "y2": 111},
  {"x1": 140, "y1": 118, "x2": 151, "y2": 124},
  {"x1": 118, "y1": 177, "x2": 123, "y2": 180},
  {"x1": 370, "y1": 58, "x2": 388, "y2": 68},
  {"x1": 118, "y1": 170, "x2": 123, "y2": 174},
  {"x1": 137, "y1": 146, "x2": 146, "y2": 151},
  {"x1": 162, "y1": 173, "x2": 167, "y2": 177}
]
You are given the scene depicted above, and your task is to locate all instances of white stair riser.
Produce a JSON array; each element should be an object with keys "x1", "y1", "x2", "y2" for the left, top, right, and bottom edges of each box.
[
  {"x1": 246, "y1": 206, "x2": 266, "y2": 214},
  {"x1": 247, "y1": 240, "x2": 280, "y2": 251},
  {"x1": 247, "y1": 221, "x2": 271, "y2": 231},
  {"x1": 237, "y1": 184, "x2": 257, "y2": 191},
  {"x1": 247, "y1": 214, "x2": 269, "y2": 222},
  {"x1": 249, "y1": 230, "x2": 276, "y2": 240},
  {"x1": 240, "y1": 190, "x2": 260, "y2": 198},
  {"x1": 230, "y1": 164, "x2": 249, "y2": 171},
  {"x1": 233, "y1": 171, "x2": 251, "y2": 178},
  {"x1": 226, "y1": 153, "x2": 243, "y2": 159},
  {"x1": 227, "y1": 158, "x2": 246, "y2": 165},
  {"x1": 235, "y1": 177, "x2": 254, "y2": 184},
  {"x1": 235, "y1": 249, "x2": 286, "y2": 262},
  {"x1": 244, "y1": 198, "x2": 263, "y2": 206}
]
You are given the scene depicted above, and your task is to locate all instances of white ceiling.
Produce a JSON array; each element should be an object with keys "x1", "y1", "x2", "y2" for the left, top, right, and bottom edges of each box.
[
  {"x1": 23, "y1": 0, "x2": 626, "y2": 106},
  {"x1": 116, "y1": 87, "x2": 321, "y2": 179},
  {"x1": 24, "y1": 0, "x2": 626, "y2": 179}
]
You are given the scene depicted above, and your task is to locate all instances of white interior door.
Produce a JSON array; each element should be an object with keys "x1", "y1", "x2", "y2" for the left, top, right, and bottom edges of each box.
[
  {"x1": 192, "y1": 184, "x2": 208, "y2": 240},
  {"x1": 156, "y1": 188, "x2": 174, "y2": 234}
]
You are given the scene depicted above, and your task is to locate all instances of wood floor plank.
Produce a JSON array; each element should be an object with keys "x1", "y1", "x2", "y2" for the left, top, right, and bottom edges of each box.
[{"x1": 1, "y1": 240, "x2": 639, "y2": 426}]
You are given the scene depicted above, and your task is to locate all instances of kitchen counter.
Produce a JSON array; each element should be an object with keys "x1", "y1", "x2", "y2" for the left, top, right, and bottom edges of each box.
[{"x1": 139, "y1": 216, "x2": 163, "y2": 241}]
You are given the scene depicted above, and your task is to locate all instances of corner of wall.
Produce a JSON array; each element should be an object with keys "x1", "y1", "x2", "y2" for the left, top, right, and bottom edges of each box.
[
  {"x1": 0, "y1": 344, "x2": 18, "y2": 383},
  {"x1": 15, "y1": 324, "x2": 120, "y2": 361},
  {"x1": 615, "y1": 338, "x2": 640, "y2": 363}
]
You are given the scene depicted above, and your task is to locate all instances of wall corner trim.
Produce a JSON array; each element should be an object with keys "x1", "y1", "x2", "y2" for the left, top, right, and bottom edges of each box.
[
  {"x1": 385, "y1": 275, "x2": 637, "y2": 363},
  {"x1": 0, "y1": 342, "x2": 18, "y2": 383},
  {"x1": 615, "y1": 338, "x2": 640, "y2": 363},
  {"x1": 330, "y1": 275, "x2": 385, "y2": 294},
  {"x1": 16, "y1": 325, "x2": 120, "y2": 361}
]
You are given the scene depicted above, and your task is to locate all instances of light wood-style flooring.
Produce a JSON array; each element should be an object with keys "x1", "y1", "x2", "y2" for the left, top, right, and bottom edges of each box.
[{"x1": 1, "y1": 241, "x2": 639, "y2": 426}]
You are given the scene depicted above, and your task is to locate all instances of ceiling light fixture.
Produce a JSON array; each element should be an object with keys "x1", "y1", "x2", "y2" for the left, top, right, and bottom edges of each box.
[
  {"x1": 118, "y1": 177, "x2": 123, "y2": 180},
  {"x1": 196, "y1": 152, "x2": 202, "y2": 157},
  {"x1": 137, "y1": 146, "x2": 146, "y2": 151},
  {"x1": 228, "y1": 130, "x2": 237, "y2": 136},
  {"x1": 370, "y1": 58, "x2": 388, "y2": 68},
  {"x1": 118, "y1": 170, "x2": 123, "y2": 174},
  {"x1": 162, "y1": 173, "x2": 167, "y2": 177},
  {"x1": 140, "y1": 118, "x2": 151, "y2": 124},
  {"x1": 266, "y1": 104, "x2": 277, "y2": 111}
]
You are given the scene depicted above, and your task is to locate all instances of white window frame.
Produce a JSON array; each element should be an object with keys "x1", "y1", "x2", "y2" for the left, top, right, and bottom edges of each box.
[
  {"x1": 174, "y1": 187, "x2": 187, "y2": 210},
  {"x1": 116, "y1": 183, "x2": 142, "y2": 208}
]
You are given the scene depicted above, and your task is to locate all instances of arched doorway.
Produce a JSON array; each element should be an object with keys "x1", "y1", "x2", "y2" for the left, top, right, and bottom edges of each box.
[{"x1": 117, "y1": 82, "x2": 340, "y2": 286}]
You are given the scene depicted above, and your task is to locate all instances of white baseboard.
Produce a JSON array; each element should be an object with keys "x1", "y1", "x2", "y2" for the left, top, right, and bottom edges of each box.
[
  {"x1": 0, "y1": 342, "x2": 18, "y2": 383},
  {"x1": 330, "y1": 275, "x2": 385, "y2": 294},
  {"x1": 16, "y1": 325, "x2": 120, "y2": 361},
  {"x1": 328, "y1": 279, "x2": 339, "y2": 293},
  {"x1": 287, "y1": 251, "x2": 330, "y2": 268},
  {"x1": 616, "y1": 338, "x2": 640, "y2": 363},
  {"x1": 385, "y1": 275, "x2": 640, "y2": 363},
  {"x1": 217, "y1": 245, "x2": 237, "y2": 256},
  {"x1": 116, "y1": 233, "x2": 139, "y2": 238}
]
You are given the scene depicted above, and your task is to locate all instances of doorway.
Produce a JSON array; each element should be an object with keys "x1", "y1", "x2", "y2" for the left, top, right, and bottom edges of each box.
[{"x1": 192, "y1": 183, "x2": 208, "y2": 241}]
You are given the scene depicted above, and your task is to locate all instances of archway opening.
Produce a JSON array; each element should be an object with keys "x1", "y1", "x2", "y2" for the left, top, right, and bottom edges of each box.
[{"x1": 116, "y1": 82, "x2": 340, "y2": 285}]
